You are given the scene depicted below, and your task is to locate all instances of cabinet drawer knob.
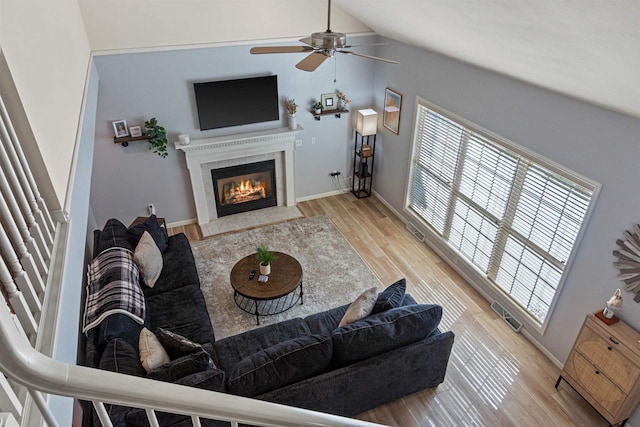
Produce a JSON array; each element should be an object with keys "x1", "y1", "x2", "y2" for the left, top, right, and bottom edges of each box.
[
  {"x1": 607, "y1": 346, "x2": 612, "y2": 350},
  {"x1": 609, "y1": 336, "x2": 619, "y2": 345},
  {"x1": 595, "y1": 370, "x2": 600, "y2": 375}
]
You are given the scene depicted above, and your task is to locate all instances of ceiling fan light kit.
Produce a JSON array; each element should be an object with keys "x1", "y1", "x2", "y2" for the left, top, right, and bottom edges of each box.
[{"x1": 249, "y1": 0, "x2": 398, "y2": 72}]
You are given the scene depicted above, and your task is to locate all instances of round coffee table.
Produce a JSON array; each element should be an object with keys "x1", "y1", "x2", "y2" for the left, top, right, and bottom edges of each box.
[{"x1": 230, "y1": 251, "x2": 303, "y2": 325}]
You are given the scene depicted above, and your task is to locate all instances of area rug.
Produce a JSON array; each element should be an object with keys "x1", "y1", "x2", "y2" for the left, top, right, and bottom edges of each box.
[{"x1": 191, "y1": 215, "x2": 382, "y2": 339}]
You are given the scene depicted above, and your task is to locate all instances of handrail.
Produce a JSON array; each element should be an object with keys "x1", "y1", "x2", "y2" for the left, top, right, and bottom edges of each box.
[{"x1": 0, "y1": 302, "x2": 385, "y2": 427}]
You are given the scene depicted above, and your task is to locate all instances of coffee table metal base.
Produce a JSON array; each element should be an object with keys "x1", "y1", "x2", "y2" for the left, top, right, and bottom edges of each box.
[{"x1": 233, "y1": 283, "x2": 304, "y2": 325}]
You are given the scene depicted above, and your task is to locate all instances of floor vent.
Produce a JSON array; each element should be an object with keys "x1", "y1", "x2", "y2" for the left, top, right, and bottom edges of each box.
[
  {"x1": 490, "y1": 300, "x2": 522, "y2": 332},
  {"x1": 406, "y1": 222, "x2": 425, "y2": 242}
]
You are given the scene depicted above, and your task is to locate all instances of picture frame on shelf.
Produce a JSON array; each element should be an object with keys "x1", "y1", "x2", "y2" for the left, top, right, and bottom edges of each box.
[
  {"x1": 112, "y1": 120, "x2": 129, "y2": 137},
  {"x1": 321, "y1": 93, "x2": 337, "y2": 111},
  {"x1": 383, "y1": 88, "x2": 402, "y2": 134},
  {"x1": 129, "y1": 126, "x2": 142, "y2": 137}
]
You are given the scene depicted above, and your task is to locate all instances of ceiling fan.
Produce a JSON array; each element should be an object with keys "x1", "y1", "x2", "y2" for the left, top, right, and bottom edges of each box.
[{"x1": 249, "y1": 0, "x2": 399, "y2": 72}]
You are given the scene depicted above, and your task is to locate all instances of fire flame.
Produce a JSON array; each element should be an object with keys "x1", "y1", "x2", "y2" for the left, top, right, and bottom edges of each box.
[{"x1": 222, "y1": 179, "x2": 266, "y2": 204}]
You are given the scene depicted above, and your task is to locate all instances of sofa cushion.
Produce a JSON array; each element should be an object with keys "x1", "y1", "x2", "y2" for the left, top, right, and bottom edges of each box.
[
  {"x1": 372, "y1": 278, "x2": 406, "y2": 314},
  {"x1": 146, "y1": 285, "x2": 215, "y2": 346},
  {"x1": 141, "y1": 233, "x2": 201, "y2": 298},
  {"x1": 338, "y1": 287, "x2": 377, "y2": 327},
  {"x1": 227, "y1": 334, "x2": 333, "y2": 397},
  {"x1": 134, "y1": 231, "x2": 163, "y2": 288},
  {"x1": 99, "y1": 338, "x2": 146, "y2": 377},
  {"x1": 212, "y1": 317, "x2": 310, "y2": 373},
  {"x1": 304, "y1": 303, "x2": 350, "y2": 335},
  {"x1": 139, "y1": 328, "x2": 170, "y2": 373},
  {"x1": 96, "y1": 218, "x2": 133, "y2": 254},
  {"x1": 147, "y1": 350, "x2": 215, "y2": 382},
  {"x1": 156, "y1": 328, "x2": 206, "y2": 359},
  {"x1": 97, "y1": 313, "x2": 146, "y2": 350},
  {"x1": 332, "y1": 304, "x2": 442, "y2": 366},
  {"x1": 125, "y1": 370, "x2": 226, "y2": 427},
  {"x1": 127, "y1": 214, "x2": 168, "y2": 252}
]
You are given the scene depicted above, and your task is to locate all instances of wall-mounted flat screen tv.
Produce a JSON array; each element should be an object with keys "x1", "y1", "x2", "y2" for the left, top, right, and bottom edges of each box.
[{"x1": 194, "y1": 75, "x2": 279, "y2": 131}]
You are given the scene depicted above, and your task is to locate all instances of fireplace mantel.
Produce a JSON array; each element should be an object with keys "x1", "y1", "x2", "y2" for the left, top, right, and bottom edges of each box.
[{"x1": 175, "y1": 126, "x2": 301, "y2": 226}]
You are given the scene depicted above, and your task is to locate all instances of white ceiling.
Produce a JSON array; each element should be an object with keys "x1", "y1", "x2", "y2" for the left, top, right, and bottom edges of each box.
[
  {"x1": 77, "y1": 0, "x2": 639, "y2": 118},
  {"x1": 335, "y1": 0, "x2": 640, "y2": 118}
]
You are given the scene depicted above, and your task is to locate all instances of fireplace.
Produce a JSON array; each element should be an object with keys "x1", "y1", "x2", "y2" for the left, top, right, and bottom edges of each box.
[{"x1": 211, "y1": 160, "x2": 277, "y2": 217}]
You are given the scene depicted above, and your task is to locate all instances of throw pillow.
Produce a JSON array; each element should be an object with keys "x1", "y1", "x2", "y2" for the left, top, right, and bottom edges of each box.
[
  {"x1": 338, "y1": 286, "x2": 378, "y2": 327},
  {"x1": 99, "y1": 338, "x2": 146, "y2": 377},
  {"x1": 146, "y1": 350, "x2": 214, "y2": 382},
  {"x1": 139, "y1": 327, "x2": 170, "y2": 373},
  {"x1": 372, "y1": 278, "x2": 407, "y2": 314},
  {"x1": 227, "y1": 334, "x2": 333, "y2": 397},
  {"x1": 134, "y1": 231, "x2": 163, "y2": 288},
  {"x1": 127, "y1": 214, "x2": 168, "y2": 252},
  {"x1": 332, "y1": 304, "x2": 443, "y2": 366},
  {"x1": 155, "y1": 328, "x2": 205, "y2": 359},
  {"x1": 96, "y1": 218, "x2": 133, "y2": 254}
]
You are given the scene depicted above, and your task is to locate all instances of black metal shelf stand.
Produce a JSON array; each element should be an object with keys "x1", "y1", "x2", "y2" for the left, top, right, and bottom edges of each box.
[{"x1": 351, "y1": 131, "x2": 376, "y2": 199}]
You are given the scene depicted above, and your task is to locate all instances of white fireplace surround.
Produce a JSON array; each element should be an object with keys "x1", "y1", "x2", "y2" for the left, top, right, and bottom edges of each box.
[{"x1": 175, "y1": 127, "x2": 300, "y2": 226}]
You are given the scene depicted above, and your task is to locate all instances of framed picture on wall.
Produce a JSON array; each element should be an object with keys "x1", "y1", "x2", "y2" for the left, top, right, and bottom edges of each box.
[
  {"x1": 112, "y1": 120, "x2": 129, "y2": 138},
  {"x1": 383, "y1": 88, "x2": 402, "y2": 134},
  {"x1": 321, "y1": 93, "x2": 337, "y2": 111},
  {"x1": 129, "y1": 126, "x2": 142, "y2": 137}
]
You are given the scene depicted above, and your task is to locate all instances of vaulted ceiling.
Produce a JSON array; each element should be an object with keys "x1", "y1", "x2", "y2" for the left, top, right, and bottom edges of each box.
[
  {"x1": 77, "y1": 0, "x2": 639, "y2": 118},
  {"x1": 335, "y1": 0, "x2": 640, "y2": 118}
]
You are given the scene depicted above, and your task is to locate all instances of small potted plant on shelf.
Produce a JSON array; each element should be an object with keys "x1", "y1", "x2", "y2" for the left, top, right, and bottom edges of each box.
[
  {"x1": 336, "y1": 91, "x2": 350, "y2": 110},
  {"x1": 313, "y1": 101, "x2": 324, "y2": 114},
  {"x1": 256, "y1": 245, "x2": 278, "y2": 275},
  {"x1": 144, "y1": 117, "x2": 168, "y2": 158}
]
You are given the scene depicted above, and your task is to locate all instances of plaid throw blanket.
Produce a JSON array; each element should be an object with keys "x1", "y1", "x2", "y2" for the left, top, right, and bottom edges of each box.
[{"x1": 83, "y1": 247, "x2": 145, "y2": 333}]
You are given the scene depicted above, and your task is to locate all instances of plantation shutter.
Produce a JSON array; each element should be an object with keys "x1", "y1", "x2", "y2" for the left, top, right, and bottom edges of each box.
[
  {"x1": 408, "y1": 100, "x2": 596, "y2": 325},
  {"x1": 409, "y1": 107, "x2": 463, "y2": 235}
]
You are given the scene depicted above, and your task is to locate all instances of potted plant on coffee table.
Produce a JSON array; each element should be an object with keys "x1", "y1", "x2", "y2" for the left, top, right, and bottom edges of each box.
[{"x1": 256, "y1": 245, "x2": 278, "y2": 275}]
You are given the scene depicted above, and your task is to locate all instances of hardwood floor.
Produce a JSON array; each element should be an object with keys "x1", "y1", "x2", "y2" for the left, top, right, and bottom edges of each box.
[{"x1": 170, "y1": 193, "x2": 609, "y2": 427}]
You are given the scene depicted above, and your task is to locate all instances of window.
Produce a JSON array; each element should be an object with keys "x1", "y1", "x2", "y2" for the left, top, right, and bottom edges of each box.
[{"x1": 407, "y1": 99, "x2": 597, "y2": 326}]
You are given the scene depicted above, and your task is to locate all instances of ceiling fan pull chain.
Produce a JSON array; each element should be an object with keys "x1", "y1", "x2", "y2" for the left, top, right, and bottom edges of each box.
[{"x1": 334, "y1": 56, "x2": 337, "y2": 82}]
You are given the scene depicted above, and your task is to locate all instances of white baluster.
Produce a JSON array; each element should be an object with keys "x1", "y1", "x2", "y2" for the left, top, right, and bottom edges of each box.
[
  {"x1": 0, "y1": 374, "x2": 22, "y2": 420},
  {"x1": 0, "y1": 95, "x2": 54, "y2": 246},
  {"x1": 0, "y1": 224, "x2": 40, "y2": 318},
  {"x1": 0, "y1": 257, "x2": 37, "y2": 337},
  {"x1": 0, "y1": 178, "x2": 46, "y2": 297},
  {"x1": 0, "y1": 131, "x2": 50, "y2": 275}
]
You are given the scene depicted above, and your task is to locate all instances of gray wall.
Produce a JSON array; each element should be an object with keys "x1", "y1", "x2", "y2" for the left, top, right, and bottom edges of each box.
[
  {"x1": 372, "y1": 38, "x2": 640, "y2": 423},
  {"x1": 90, "y1": 38, "x2": 377, "y2": 227}
]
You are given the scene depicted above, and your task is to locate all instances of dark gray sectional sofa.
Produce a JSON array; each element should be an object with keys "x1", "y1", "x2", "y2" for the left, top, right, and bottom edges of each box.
[{"x1": 82, "y1": 217, "x2": 455, "y2": 426}]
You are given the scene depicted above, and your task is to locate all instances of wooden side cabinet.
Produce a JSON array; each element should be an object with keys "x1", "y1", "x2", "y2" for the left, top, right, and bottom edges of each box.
[{"x1": 556, "y1": 313, "x2": 640, "y2": 426}]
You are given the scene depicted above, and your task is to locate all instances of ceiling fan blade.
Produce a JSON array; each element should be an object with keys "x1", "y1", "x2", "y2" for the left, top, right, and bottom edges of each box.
[
  {"x1": 250, "y1": 46, "x2": 311, "y2": 54},
  {"x1": 299, "y1": 37, "x2": 313, "y2": 46},
  {"x1": 342, "y1": 43, "x2": 389, "y2": 49},
  {"x1": 296, "y1": 52, "x2": 329, "y2": 72},
  {"x1": 338, "y1": 50, "x2": 399, "y2": 64}
]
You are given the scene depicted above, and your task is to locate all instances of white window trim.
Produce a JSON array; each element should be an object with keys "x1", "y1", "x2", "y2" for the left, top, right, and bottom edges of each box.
[{"x1": 403, "y1": 96, "x2": 601, "y2": 334}]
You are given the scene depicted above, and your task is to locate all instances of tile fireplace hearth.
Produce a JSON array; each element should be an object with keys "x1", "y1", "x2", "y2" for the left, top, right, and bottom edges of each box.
[{"x1": 175, "y1": 126, "x2": 302, "y2": 234}]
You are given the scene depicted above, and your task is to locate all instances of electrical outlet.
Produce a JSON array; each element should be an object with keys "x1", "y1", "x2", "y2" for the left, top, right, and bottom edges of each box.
[
  {"x1": 148, "y1": 203, "x2": 156, "y2": 215},
  {"x1": 295, "y1": 139, "x2": 302, "y2": 147},
  {"x1": 311, "y1": 137, "x2": 316, "y2": 144}
]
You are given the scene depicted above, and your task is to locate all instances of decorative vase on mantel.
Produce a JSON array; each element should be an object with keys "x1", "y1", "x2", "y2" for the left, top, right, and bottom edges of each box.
[{"x1": 288, "y1": 114, "x2": 297, "y2": 130}]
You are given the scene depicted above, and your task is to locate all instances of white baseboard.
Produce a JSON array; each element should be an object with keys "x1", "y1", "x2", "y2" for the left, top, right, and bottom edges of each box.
[
  {"x1": 296, "y1": 189, "x2": 348, "y2": 203},
  {"x1": 166, "y1": 218, "x2": 198, "y2": 228}
]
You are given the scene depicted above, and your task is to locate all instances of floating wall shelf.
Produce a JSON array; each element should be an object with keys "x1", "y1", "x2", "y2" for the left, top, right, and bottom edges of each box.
[
  {"x1": 113, "y1": 135, "x2": 148, "y2": 147},
  {"x1": 311, "y1": 109, "x2": 349, "y2": 121}
]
